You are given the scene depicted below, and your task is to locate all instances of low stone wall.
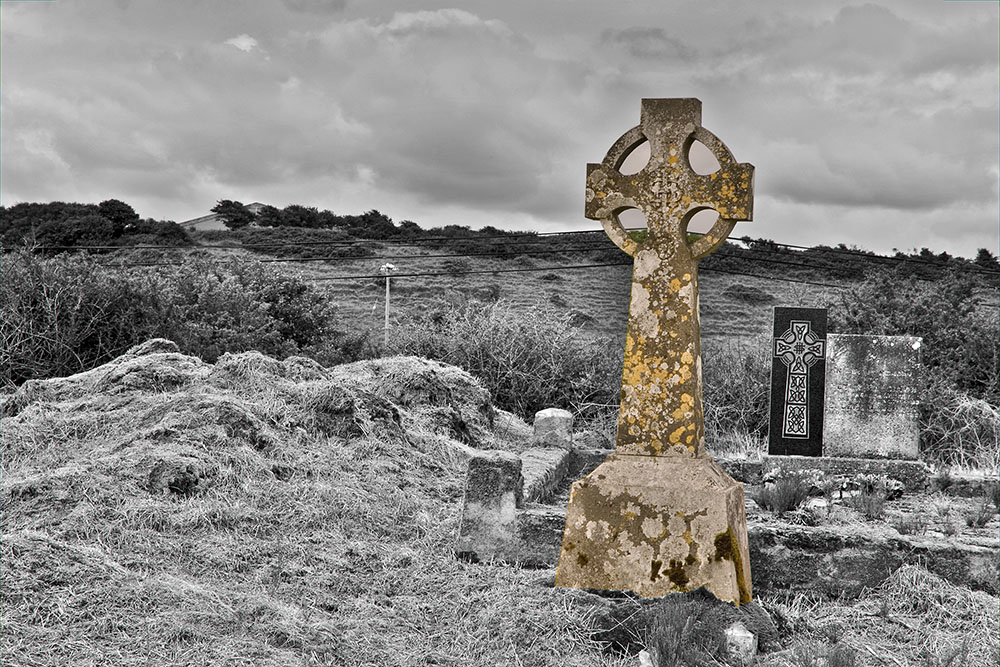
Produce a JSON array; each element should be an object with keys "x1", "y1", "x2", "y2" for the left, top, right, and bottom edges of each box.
[
  {"x1": 749, "y1": 523, "x2": 999, "y2": 597},
  {"x1": 715, "y1": 455, "x2": 930, "y2": 492},
  {"x1": 521, "y1": 448, "x2": 573, "y2": 504}
]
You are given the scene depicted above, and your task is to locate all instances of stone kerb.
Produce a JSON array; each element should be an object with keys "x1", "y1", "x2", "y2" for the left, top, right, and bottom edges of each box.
[{"x1": 455, "y1": 407, "x2": 579, "y2": 566}]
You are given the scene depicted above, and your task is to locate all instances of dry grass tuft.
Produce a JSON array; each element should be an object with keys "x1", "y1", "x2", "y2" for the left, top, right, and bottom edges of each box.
[{"x1": 756, "y1": 566, "x2": 999, "y2": 667}]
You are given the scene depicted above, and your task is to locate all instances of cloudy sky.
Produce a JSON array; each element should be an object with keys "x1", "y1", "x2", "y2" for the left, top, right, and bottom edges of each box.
[{"x1": 2, "y1": 0, "x2": 997, "y2": 257}]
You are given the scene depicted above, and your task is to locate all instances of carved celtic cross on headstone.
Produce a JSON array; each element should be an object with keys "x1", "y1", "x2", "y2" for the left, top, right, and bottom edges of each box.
[
  {"x1": 556, "y1": 99, "x2": 755, "y2": 603},
  {"x1": 774, "y1": 321, "x2": 826, "y2": 438}
]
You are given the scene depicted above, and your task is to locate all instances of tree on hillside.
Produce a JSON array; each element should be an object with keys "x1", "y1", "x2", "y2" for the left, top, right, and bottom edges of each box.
[
  {"x1": 281, "y1": 205, "x2": 320, "y2": 228},
  {"x1": 211, "y1": 200, "x2": 256, "y2": 229},
  {"x1": 397, "y1": 220, "x2": 422, "y2": 237},
  {"x1": 974, "y1": 248, "x2": 999, "y2": 272},
  {"x1": 97, "y1": 199, "x2": 140, "y2": 232},
  {"x1": 255, "y1": 204, "x2": 284, "y2": 228},
  {"x1": 317, "y1": 209, "x2": 344, "y2": 229}
]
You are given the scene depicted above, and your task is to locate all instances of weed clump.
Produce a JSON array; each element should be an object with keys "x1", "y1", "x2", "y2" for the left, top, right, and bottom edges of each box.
[{"x1": 754, "y1": 473, "x2": 813, "y2": 516}]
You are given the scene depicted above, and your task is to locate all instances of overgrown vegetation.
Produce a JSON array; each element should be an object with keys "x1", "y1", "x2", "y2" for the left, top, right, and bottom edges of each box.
[
  {"x1": 754, "y1": 473, "x2": 813, "y2": 516},
  {"x1": 388, "y1": 299, "x2": 621, "y2": 419},
  {"x1": 0, "y1": 251, "x2": 346, "y2": 386},
  {"x1": 1, "y1": 349, "x2": 629, "y2": 667}
]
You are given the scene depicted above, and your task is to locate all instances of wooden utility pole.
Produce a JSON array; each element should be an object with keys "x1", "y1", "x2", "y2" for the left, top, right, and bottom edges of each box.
[{"x1": 379, "y1": 263, "x2": 397, "y2": 352}]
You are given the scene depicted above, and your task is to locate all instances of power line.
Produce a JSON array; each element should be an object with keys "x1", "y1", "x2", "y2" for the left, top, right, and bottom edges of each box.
[
  {"x1": 0, "y1": 228, "x2": 604, "y2": 252},
  {"x1": 101, "y1": 242, "x2": 619, "y2": 268}
]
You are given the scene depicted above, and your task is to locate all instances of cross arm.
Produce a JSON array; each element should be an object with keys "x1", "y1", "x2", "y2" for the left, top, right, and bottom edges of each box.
[{"x1": 586, "y1": 162, "x2": 641, "y2": 257}]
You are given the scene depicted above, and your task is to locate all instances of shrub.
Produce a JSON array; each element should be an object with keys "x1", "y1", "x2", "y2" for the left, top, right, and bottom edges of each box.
[
  {"x1": 150, "y1": 258, "x2": 336, "y2": 363},
  {"x1": 0, "y1": 251, "x2": 340, "y2": 385},
  {"x1": 847, "y1": 489, "x2": 886, "y2": 521},
  {"x1": 921, "y1": 387, "x2": 999, "y2": 470},
  {"x1": 964, "y1": 499, "x2": 994, "y2": 529},
  {"x1": 388, "y1": 299, "x2": 621, "y2": 419},
  {"x1": 703, "y1": 337, "x2": 770, "y2": 440},
  {"x1": 1, "y1": 251, "x2": 162, "y2": 385},
  {"x1": 893, "y1": 514, "x2": 929, "y2": 536}
]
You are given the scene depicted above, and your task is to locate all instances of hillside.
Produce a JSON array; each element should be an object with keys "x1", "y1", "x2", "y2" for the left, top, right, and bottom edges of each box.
[{"x1": 185, "y1": 228, "x2": 998, "y2": 347}]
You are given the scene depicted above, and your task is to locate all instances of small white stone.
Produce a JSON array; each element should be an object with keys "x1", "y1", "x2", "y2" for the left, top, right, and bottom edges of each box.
[{"x1": 724, "y1": 621, "x2": 757, "y2": 665}]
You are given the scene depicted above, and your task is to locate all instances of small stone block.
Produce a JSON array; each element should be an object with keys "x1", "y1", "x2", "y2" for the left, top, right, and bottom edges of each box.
[
  {"x1": 455, "y1": 451, "x2": 523, "y2": 561},
  {"x1": 533, "y1": 408, "x2": 575, "y2": 449},
  {"x1": 724, "y1": 621, "x2": 757, "y2": 665}
]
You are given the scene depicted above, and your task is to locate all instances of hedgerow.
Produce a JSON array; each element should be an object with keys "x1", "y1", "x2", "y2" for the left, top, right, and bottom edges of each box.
[{"x1": 1, "y1": 251, "x2": 339, "y2": 386}]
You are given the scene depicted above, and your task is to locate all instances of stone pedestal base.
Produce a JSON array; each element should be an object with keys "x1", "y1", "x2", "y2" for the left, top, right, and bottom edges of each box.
[{"x1": 555, "y1": 454, "x2": 752, "y2": 604}]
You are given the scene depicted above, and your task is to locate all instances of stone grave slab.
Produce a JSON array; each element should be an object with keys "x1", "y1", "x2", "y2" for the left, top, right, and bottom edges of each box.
[
  {"x1": 768, "y1": 307, "x2": 827, "y2": 457},
  {"x1": 556, "y1": 98, "x2": 754, "y2": 604},
  {"x1": 823, "y1": 334, "x2": 922, "y2": 460}
]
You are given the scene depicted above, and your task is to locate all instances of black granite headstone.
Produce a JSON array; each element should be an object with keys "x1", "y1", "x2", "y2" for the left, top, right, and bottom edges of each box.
[{"x1": 768, "y1": 307, "x2": 827, "y2": 456}]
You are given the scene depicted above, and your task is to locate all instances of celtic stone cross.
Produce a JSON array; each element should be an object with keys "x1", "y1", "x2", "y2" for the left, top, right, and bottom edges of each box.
[
  {"x1": 556, "y1": 99, "x2": 755, "y2": 603},
  {"x1": 774, "y1": 322, "x2": 826, "y2": 438},
  {"x1": 585, "y1": 98, "x2": 753, "y2": 457}
]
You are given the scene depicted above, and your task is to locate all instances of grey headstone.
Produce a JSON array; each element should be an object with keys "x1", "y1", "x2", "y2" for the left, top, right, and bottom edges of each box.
[
  {"x1": 823, "y1": 334, "x2": 922, "y2": 460},
  {"x1": 455, "y1": 452, "x2": 522, "y2": 561}
]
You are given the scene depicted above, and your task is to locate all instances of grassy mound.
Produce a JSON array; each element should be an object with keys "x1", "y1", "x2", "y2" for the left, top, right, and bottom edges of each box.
[{"x1": 0, "y1": 341, "x2": 622, "y2": 667}]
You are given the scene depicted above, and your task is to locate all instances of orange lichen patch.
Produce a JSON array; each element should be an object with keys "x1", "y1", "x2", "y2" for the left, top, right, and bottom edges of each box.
[
  {"x1": 668, "y1": 278, "x2": 682, "y2": 292},
  {"x1": 681, "y1": 350, "x2": 694, "y2": 365},
  {"x1": 668, "y1": 426, "x2": 686, "y2": 444}
]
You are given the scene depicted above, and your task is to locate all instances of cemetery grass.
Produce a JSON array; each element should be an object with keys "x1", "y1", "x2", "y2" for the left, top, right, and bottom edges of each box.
[
  {"x1": 3, "y1": 343, "x2": 998, "y2": 666},
  {"x1": 0, "y1": 345, "x2": 634, "y2": 667}
]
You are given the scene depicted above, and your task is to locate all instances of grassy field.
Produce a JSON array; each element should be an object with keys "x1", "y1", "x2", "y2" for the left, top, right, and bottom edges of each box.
[
  {"x1": 2, "y1": 342, "x2": 996, "y2": 667},
  {"x1": 186, "y1": 231, "x2": 857, "y2": 346}
]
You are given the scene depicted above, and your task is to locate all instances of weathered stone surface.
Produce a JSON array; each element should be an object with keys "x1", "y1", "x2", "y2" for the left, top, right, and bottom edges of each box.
[
  {"x1": 823, "y1": 334, "x2": 922, "y2": 460},
  {"x1": 455, "y1": 452, "x2": 522, "y2": 561},
  {"x1": 532, "y1": 408, "x2": 575, "y2": 449},
  {"x1": 749, "y1": 523, "x2": 999, "y2": 597},
  {"x1": 585, "y1": 98, "x2": 754, "y2": 458},
  {"x1": 768, "y1": 307, "x2": 827, "y2": 457},
  {"x1": 556, "y1": 455, "x2": 752, "y2": 603},
  {"x1": 557, "y1": 98, "x2": 755, "y2": 603},
  {"x1": 514, "y1": 506, "x2": 569, "y2": 568},
  {"x1": 724, "y1": 621, "x2": 757, "y2": 666},
  {"x1": 521, "y1": 447, "x2": 573, "y2": 504},
  {"x1": 500, "y1": 500, "x2": 1000, "y2": 598}
]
